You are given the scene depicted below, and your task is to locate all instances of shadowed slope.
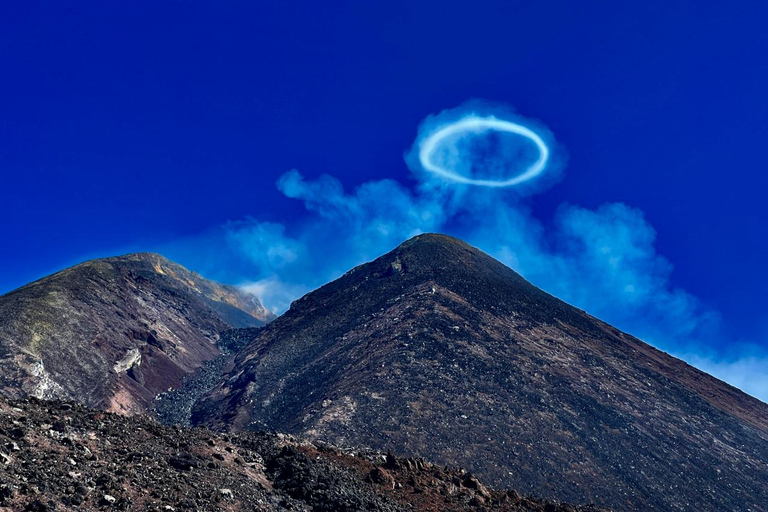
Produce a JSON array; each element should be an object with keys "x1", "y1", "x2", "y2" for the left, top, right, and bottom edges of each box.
[{"x1": 193, "y1": 234, "x2": 768, "y2": 512}]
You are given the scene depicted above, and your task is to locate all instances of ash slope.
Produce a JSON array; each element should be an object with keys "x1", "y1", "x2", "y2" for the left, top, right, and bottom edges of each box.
[
  {"x1": 193, "y1": 234, "x2": 768, "y2": 512},
  {"x1": 0, "y1": 253, "x2": 273, "y2": 415},
  {"x1": 0, "y1": 395, "x2": 607, "y2": 512}
]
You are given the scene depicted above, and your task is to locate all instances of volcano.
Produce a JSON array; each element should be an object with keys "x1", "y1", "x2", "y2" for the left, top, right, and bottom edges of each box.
[{"x1": 192, "y1": 234, "x2": 768, "y2": 511}]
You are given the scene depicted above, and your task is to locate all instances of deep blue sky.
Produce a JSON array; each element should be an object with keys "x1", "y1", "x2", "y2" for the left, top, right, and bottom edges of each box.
[{"x1": 2, "y1": 1, "x2": 767, "y2": 347}]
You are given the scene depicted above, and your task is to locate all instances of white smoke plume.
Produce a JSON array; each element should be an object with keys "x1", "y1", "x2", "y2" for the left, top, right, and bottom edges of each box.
[{"x1": 163, "y1": 101, "x2": 767, "y2": 401}]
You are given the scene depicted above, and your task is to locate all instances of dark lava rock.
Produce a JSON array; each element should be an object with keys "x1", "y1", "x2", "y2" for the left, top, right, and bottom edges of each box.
[
  {"x1": 0, "y1": 395, "x2": 607, "y2": 512},
  {"x1": 168, "y1": 453, "x2": 197, "y2": 471},
  {"x1": 7, "y1": 427, "x2": 25, "y2": 440},
  {"x1": 0, "y1": 483, "x2": 13, "y2": 503},
  {"x1": 151, "y1": 327, "x2": 265, "y2": 427},
  {"x1": 368, "y1": 467, "x2": 396, "y2": 489}
]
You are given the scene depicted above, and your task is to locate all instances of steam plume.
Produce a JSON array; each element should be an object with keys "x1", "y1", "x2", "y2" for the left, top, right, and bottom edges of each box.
[{"x1": 162, "y1": 101, "x2": 768, "y2": 401}]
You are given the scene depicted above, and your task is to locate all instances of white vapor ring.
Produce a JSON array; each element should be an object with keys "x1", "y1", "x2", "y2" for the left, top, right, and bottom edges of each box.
[{"x1": 419, "y1": 115, "x2": 549, "y2": 187}]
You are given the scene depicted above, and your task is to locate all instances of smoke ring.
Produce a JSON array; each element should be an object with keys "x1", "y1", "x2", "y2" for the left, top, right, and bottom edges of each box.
[{"x1": 419, "y1": 115, "x2": 550, "y2": 187}]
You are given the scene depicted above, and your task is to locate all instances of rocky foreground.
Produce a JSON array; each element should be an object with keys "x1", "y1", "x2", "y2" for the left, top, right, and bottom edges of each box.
[{"x1": 0, "y1": 396, "x2": 607, "y2": 512}]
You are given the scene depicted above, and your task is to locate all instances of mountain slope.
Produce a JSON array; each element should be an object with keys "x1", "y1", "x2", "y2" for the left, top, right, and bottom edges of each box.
[
  {"x1": 192, "y1": 234, "x2": 768, "y2": 512},
  {"x1": 0, "y1": 253, "x2": 273, "y2": 415}
]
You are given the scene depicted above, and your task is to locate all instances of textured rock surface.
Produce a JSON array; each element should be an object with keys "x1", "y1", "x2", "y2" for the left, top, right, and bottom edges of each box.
[
  {"x1": 153, "y1": 327, "x2": 264, "y2": 427},
  {"x1": 193, "y1": 234, "x2": 768, "y2": 512},
  {"x1": 0, "y1": 396, "x2": 607, "y2": 511},
  {"x1": 0, "y1": 253, "x2": 273, "y2": 415}
]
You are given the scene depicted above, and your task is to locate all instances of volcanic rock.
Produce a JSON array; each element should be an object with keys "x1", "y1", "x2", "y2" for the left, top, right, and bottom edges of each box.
[
  {"x1": 0, "y1": 395, "x2": 606, "y2": 512},
  {"x1": 0, "y1": 253, "x2": 273, "y2": 415}
]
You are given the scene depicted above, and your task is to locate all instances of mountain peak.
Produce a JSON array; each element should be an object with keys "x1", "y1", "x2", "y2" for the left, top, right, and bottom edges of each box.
[
  {"x1": 387, "y1": 232, "x2": 508, "y2": 270},
  {"x1": 302, "y1": 231, "x2": 534, "y2": 306},
  {"x1": 193, "y1": 234, "x2": 768, "y2": 512},
  {"x1": 396, "y1": 232, "x2": 472, "y2": 251},
  {"x1": 103, "y1": 251, "x2": 171, "y2": 265},
  {"x1": 385, "y1": 233, "x2": 514, "y2": 279}
]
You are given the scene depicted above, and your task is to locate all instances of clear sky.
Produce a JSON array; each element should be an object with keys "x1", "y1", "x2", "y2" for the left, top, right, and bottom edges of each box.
[{"x1": 2, "y1": 2, "x2": 767, "y2": 397}]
